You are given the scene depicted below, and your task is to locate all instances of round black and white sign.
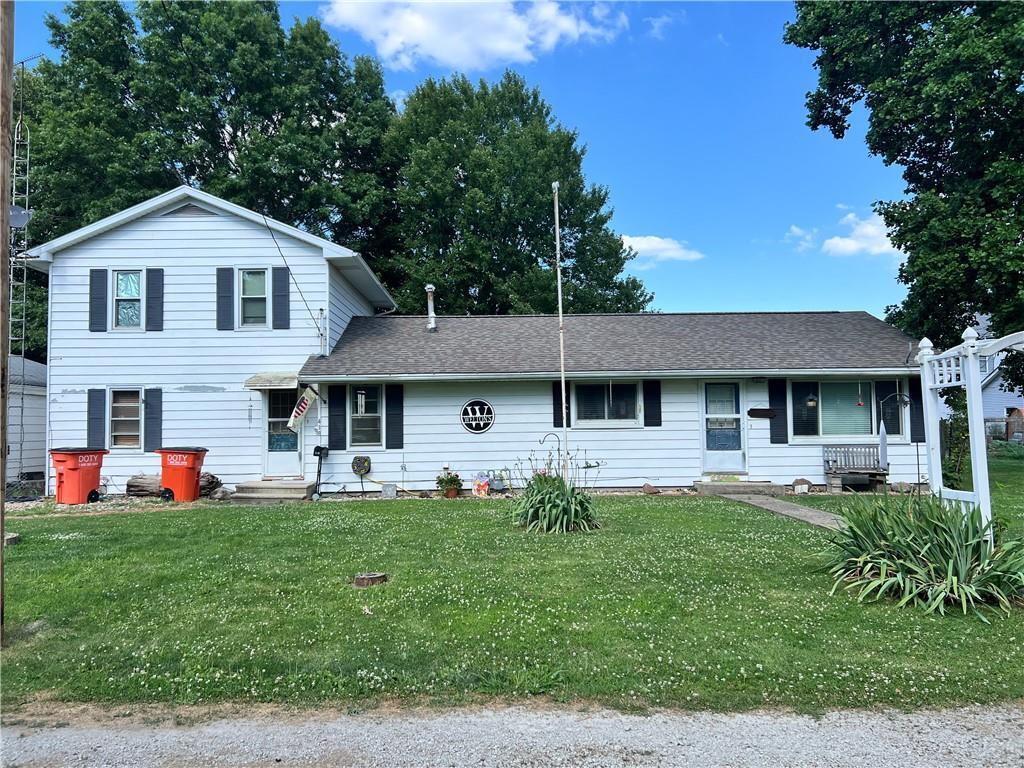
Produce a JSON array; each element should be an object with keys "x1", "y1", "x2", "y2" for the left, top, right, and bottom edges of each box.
[{"x1": 461, "y1": 399, "x2": 495, "y2": 433}]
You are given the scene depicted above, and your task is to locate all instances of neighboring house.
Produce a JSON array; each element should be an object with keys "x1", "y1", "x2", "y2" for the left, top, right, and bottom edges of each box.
[
  {"x1": 979, "y1": 354, "x2": 1024, "y2": 421},
  {"x1": 5, "y1": 355, "x2": 47, "y2": 482},
  {"x1": 28, "y1": 187, "x2": 929, "y2": 495}
]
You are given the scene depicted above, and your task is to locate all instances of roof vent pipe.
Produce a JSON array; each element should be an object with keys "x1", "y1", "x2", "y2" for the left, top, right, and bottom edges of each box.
[{"x1": 425, "y1": 284, "x2": 437, "y2": 331}]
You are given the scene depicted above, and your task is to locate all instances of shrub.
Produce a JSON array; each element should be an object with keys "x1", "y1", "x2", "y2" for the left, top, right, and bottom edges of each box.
[
  {"x1": 824, "y1": 494, "x2": 1024, "y2": 621},
  {"x1": 989, "y1": 440, "x2": 1024, "y2": 460},
  {"x1": 512, "y1": 473, "x2": 600, "y2": 533}
]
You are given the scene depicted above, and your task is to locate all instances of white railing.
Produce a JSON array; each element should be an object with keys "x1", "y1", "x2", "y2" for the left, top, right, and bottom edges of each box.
[
  {"x1": 937, "y1": 487, "x2": 978, "y2": 517},
  {"x1": 925, "y1": 356, "x2": 963, "y2": 389}
]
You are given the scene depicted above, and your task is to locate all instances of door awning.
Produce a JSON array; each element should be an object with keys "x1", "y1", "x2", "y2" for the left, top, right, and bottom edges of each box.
[{"x1": 244, "y1": 372, "x2": 298, "y2": 390}]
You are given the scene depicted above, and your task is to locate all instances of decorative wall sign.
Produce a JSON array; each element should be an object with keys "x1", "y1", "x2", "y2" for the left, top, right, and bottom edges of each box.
[{"x1": 461, "y1": 399, "x2": 495, "y2": 433}]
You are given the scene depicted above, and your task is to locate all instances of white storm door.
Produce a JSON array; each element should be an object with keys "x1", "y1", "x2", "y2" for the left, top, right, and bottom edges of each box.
[
  {"x1": 702, "y1": 382, "x2": 745, "y2": 472},
  {"x1": 264, "y1": 389, "x2": 302, "y2": 478}
]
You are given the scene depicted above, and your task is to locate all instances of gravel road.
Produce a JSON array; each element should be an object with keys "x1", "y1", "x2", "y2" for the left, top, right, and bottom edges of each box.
[{"x1": 3, "y1": 703, "x2": 1022, "y2": 767}]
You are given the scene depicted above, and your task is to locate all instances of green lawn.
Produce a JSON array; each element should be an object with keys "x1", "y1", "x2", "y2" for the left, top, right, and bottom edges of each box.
[
  {"x1": 2, "y1": 486, "x2": 1023, "y2": 713},
  {"x1": 794, "y1": 456, "x2": 1024, "y2": 537}
]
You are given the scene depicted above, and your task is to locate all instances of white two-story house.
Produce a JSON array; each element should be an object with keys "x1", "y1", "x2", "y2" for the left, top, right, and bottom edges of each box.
[
  {"x1": 29, "y1": 187, "x2": 930, "y2": 498},
  {"x1": 27, "y1": 187, "x2": 392, "y2": 496}
]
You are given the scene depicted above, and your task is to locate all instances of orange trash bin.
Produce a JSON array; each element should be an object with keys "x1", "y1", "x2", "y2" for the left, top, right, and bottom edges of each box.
[
  {"x1": 50, "y1": 448, "x2": 110, "y2": 504},
  {"x1": 154, "y1": 447, "x2": 209, "y2": 502}
]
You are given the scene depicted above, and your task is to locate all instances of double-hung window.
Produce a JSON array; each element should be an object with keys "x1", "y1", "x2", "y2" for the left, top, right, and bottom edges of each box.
[
  {"x1": 110, "y1": 389, "x2": 142, "y2": 448},
  {"x1": 575, "y1": 381, "x2": 639, "y2": 424},
  {"x1": 113, "y1": 270, "x2": 142, "y2": 328},
  {"x1": 350, "y1": 385, "x2": 382, "y2": 446},
  {"x1": 240, "y1": 269, "x2": 268, "y2": 327},
  {"x1": 792, "y1": 380, "x2": 903, "y2": 438}
]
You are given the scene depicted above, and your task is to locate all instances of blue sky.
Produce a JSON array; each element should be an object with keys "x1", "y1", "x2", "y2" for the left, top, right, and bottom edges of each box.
[{"x1": 15, "y1": 1, "x2": 908, "y2": 317}]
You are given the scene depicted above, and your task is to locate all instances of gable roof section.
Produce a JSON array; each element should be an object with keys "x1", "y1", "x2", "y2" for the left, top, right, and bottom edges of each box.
[
  {"x1": 300, "y1": 311, "x2": 919, "y2": 381},
  {"x1": 24, "y1": 186, "x2": 395, "y2": 308}
]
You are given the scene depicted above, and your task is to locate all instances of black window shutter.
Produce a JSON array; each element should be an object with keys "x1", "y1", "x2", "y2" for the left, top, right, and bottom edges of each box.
[
  {"x1": 642, "y1": 380, "x2": 662, "y2": 427},
  {"x1": 552, "y1": 381, "x2": 571, "y2": 427},
  {"x1": 144, "y1": 388, "x2": 163, "y2": 452},
  {"x1": 272, "y1": 267, "x2": 290, "y2": 329},
  {"x1": 89, "y1": 269, "x2": 108, "y2": 332},
  {"x1": 216, "y1": 267, "x2": 234, "y2": 330},
  {"x1": 87, "y1": 389, "x2": 106, "y2": 448},
  {"x1": 328, "y1": 384, "x2": 347, "y2": 450},
  {"x1": 767, "y1": 379, "x2": 788, "y2": 444},
  {"x1": 908, "y1": 376, "x2": 925, "y2": 443},
  {"x1": 145, "y1": 268, "x2": 164, "y2": 331},
  {"x1": 385, "y1": 384, "x2": 404, "y2": 449}
]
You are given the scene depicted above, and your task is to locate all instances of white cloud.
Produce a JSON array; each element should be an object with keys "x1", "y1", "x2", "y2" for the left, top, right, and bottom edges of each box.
[
  {"x1": 321, "y1": 1, "x2": 628, "y2": 71},
  {"x1": 784, "y1": 224, "x2": 816, "y2": 253},
  {"x1": 622, "y1": 235, "x2": 706, "y2": 270},
  {"x1": 822, "y1": 212, "x2": 901, "y2": 258},
  {"x1": 644, "y1": 14, "x2": 673, "y2": 40}
]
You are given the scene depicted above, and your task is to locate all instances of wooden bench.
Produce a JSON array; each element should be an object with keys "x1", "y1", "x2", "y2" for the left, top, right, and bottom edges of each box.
[{"x1": 823, "y1": 445, "x2": 888, "y2": 492}]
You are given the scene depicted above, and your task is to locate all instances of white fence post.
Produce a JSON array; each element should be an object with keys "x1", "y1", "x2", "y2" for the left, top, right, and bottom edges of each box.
[
  {"x1": 917, "y1": 337, "x2": 943, "y2": 493},
  {"x1": 960, "y1": 327, "x2": 992, "y2": 532}
]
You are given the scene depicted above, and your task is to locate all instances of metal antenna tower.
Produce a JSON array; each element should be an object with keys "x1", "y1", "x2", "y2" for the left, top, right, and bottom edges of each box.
[{"x1": 6, "y1": 60, "x2": 31, "y2": 483}]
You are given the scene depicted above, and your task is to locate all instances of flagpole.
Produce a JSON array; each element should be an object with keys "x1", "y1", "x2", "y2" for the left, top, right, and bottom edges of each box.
[{"x1": 552, "y1": 181, "x2": 569, "y2": 480}]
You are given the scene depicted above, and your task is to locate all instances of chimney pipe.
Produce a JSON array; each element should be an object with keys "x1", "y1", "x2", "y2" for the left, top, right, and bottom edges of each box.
[{"x1": 425, "y1": 284, "x2": 437, "y2": 331}]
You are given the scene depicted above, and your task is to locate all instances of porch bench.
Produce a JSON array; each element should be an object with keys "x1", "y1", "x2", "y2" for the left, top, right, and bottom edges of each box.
[{"x1": 823, "y1": 445, "x2": 888, "y2": 492}]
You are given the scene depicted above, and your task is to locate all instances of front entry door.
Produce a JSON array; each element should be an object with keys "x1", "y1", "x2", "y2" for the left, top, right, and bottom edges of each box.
[
  {"x1": 702, "y1": 382, "x2": 746, "y2": 473},
  {"x1": 264, "y1": 389, "x2": 302, "y2": 478}
]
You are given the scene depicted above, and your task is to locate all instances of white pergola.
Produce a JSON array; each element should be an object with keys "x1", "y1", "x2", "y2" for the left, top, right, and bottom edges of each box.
[{"x1": 918, "y1": 327, "x2": 1024, "y2": 529}]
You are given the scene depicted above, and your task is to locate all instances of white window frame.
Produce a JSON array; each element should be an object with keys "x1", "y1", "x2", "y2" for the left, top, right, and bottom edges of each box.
[
  {"x1": 572, "y1": 380, "x2": 643, "y2": 429},
  {"x1": 108, "y1": 387, "x2": 144, "y2": 452},
  {"x1": 787, "y1": 378, "x2": 911, "y2": 444},
  {"x1": 111, "y1": 269, "x2": 145, "y2": 331},
  {"x1": 237, "y1": 267, "x2": 270, "y2": 329},
  {"x1": 349, "y1": 383, "x2": 385, "y2": 448}
]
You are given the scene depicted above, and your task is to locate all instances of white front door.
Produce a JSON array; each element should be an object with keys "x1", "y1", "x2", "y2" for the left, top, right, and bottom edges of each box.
[
  {"x1": 702, "y1": 382, "x2": 746, "y2": 473},
  {"x1": 264, "y1": 389, "x2": 302, "y2": 478}
]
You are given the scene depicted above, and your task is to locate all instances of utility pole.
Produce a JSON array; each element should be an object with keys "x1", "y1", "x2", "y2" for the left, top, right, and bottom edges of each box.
[{"x1": 1, "y1": 0, "x2": 14, "y2": 643}]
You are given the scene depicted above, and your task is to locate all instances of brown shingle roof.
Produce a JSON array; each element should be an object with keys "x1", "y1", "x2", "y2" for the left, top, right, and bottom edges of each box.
[{"x1": 300, "y1": 311, "x2": 918, "y2": 379}]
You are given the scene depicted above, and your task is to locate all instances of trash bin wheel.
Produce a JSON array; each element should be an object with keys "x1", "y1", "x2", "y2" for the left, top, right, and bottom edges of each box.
[
  {"x1": 160, "y1": 488, "x2": 174, "y2": 502},
  {"x1": 87, "y1": 489, "x2": 101, "y2": 503},
  {"x1": 310, "y1": 492, "x2": 321, "y2": 502}
]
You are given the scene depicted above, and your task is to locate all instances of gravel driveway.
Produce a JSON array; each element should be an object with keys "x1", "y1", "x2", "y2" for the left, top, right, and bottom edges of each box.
[{"x1": 3, "y1": 703, "x2": 1022, "y2": 767}]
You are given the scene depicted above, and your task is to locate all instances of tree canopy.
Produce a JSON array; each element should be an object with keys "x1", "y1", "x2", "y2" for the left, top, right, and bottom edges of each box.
[
  {"x1": 16, "y1": 1, "x2": 650, "y2": 360},
  {"x1": 785, "y1": 1, "x2": 1024, "y2": 391},
  {"x1": 382, "y1": 72, "x2": 651, "y2": 315}
]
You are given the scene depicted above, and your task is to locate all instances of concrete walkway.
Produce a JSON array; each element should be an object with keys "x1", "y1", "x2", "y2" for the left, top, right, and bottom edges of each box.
[{"x1": 721, "y1": 494, "x2": 844, "y2": 530}]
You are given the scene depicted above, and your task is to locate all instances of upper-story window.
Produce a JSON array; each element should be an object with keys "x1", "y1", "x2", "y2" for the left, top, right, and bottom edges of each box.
[
  {"x1": 113, "y1": 270, "x2": 142, "y2": 328},
  {"x1": 240, "y1": 269, "x2": 268, "y2": 327}
]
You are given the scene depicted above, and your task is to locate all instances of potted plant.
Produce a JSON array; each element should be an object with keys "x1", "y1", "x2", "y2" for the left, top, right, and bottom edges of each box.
[{"x1": 436, "y1": 470, "x2": 462, "y2": 498}]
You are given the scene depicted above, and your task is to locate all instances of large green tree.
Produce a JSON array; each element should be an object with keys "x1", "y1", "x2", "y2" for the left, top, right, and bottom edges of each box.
[
  {"x1": 785, "y1": 2, "x2": 1024, "y2": 392},
  {"x1": 22, "y1": 2, "x2": 649, "y2": 361},
  {"x1": 382, "y1": 72, "x2": 651, "y2": 315},
  {"x1": 18, "y1": 1, "x2": 395, "y2": 359}
]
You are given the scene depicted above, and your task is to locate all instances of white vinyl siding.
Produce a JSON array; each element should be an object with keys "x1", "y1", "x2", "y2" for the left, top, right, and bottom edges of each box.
[
  {"x1": 4, "y1": 385, "x2": 46, "y2": 480},
  {"x1": 46, "y1": 205, "x2": 330, "y2": 490}
]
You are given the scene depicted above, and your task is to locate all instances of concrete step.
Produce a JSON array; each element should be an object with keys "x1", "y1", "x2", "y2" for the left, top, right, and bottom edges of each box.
[
  {"x1": 230, "y1": 493, "x2": 311, "y2": 506},
  {"x1": 232, "y1": 480, "x2": 314, "y2": 503},
  {"x1": 694, "y1": 481, "x2": 785, "y2": 496}
]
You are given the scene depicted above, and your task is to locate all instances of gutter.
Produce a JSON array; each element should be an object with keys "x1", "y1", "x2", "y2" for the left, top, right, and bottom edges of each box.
[{"x1": 299, "y1": 366, "x2": 921, "y2": 384}]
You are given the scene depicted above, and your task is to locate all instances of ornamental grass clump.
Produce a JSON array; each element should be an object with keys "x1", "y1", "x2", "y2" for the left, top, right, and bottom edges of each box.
[
  {"x1": 825, "y1": 494, "x2": 1024, "y2": 621},
  {"x1": 513, "y1": 473, "x2": 600, "y2": 533}
]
